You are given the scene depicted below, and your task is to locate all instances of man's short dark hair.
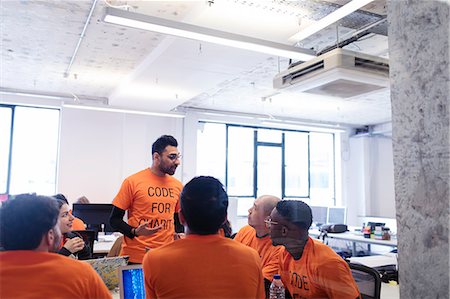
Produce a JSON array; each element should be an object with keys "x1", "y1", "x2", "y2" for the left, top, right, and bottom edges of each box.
[
  {"x1": 152, "y1": 135, "x2": 178, "y2": 155},
  {"x1": 0, "y1": 194, "x2": 59, "y2": 250},
  {"x1": 180, "y1": 176, "x2": 228, "y2": 235},
  {"x1": 276, "y1": 200, "x2": 313, "y2": 230}
]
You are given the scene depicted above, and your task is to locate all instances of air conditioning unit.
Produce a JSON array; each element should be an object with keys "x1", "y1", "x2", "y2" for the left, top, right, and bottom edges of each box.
[{"x1": 273, "y1": 48, "x2": 389, "y2": 98}]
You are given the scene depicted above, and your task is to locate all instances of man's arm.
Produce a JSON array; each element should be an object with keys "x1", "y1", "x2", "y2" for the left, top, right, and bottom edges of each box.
[
  {"x1": 109, "y1": 206, "x2": 135, "y2": 239},
  {"x1": 174, "y1": 212, "x2": 184, "y2": 233}
]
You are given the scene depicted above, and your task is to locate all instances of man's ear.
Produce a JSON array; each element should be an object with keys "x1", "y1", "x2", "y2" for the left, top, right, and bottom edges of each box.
[{"x1": 45, "y1": 229, "x2": 55, "y2": 246}]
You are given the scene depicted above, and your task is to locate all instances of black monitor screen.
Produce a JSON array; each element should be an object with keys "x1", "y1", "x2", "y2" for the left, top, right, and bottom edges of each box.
[{"x1": 72, "y1": 203, "x2": 114, "y2": 234}]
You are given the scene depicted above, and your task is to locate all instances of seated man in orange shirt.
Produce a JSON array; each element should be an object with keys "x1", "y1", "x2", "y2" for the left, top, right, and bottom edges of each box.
[
  {"x1": 234, "y1": 195, "x2": 282, "y2": 295},
  {"x1": 143, "y1": 176, "x2": 265, "y2": 299},
  {"x1": 268, "y1": 200, "x2": 360, "y2": 299},
  {"x1": 0, "y1": 194, "x2": 111, "y2": 299}
]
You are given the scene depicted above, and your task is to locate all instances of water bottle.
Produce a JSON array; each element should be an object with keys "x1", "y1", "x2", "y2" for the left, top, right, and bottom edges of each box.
[{"x1": 269, "y1": 274, "x2": 285, "y2": 299}]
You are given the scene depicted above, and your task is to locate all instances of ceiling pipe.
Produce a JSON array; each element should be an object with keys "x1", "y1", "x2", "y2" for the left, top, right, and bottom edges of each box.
[{"x1": 64, "y1": 0, "x2": 99, "y2": 78}]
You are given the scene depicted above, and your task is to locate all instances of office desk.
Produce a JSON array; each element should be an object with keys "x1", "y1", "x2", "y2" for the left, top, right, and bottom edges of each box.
[
  {"x1": 309, "y1": 229, "x2": 397, "y2": 256},
  {"x1": 381, "y1": 283, "x2": 399, "y2": 299},
  {"x1": 94, "y1": 241, "x2": 115, "y2": 254},
  {"x1": 93, "y1": 235, "x2": 119, "y2": 256}
]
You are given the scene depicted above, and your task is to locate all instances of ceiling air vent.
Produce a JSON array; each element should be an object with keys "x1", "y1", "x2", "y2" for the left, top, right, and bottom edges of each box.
[{"x1": 273, "y1": 48, "x2": 389, "y2": 98}]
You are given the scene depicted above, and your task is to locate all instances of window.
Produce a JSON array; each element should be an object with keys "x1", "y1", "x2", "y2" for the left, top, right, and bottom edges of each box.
[
  {"x1": 196, "y1": 122, "x2": 336, "y2": 213},
  {"x1": 0, "y1": 105, "x2": 60, "y2": 195}
]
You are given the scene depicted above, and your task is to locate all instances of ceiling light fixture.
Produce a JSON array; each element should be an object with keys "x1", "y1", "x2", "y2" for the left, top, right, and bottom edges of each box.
[
  {"x1": 289, "y1": 0, "x2": 376, "y2": 43},
  {"x1": 103, "y1": 7, "x2": 316, "y2": 61},
  {"x1": 63, "y1": 103, "x2": 185, "y2": 118}
]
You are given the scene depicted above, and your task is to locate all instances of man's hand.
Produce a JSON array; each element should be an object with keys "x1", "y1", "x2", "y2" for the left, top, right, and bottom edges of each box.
[
  {"x1": 174, "y1": 233, "x2": 186, "y2": 240},
  {"x1": 134, "y1": 222, "x2": 162, "y2": 237},
  {"x1": 63, "y1": 237, "x2": 85, "y2": 253}
]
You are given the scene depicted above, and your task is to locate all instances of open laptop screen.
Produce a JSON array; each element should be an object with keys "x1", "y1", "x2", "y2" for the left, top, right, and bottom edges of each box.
[{"x1": 118, "y1": 265, "x2": 145, "y2": 299}]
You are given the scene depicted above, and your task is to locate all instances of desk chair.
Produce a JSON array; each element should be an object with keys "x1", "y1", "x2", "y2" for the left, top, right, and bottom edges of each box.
[
  {"x1": 348, "y1": 262, "x2": 382, "y2": 299},
  {"x1": 107, "y1": 235, "x2": 123, "y2": 257},
  {"x1": 72, "y1": 229, "x2": 96, "y2": 259}
]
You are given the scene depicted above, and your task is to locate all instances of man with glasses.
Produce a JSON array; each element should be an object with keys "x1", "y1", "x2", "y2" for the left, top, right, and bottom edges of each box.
[
  {"x1": 268, "y1": 200, "x2": 360, "y2": 299},
  {"x1": 110, "y1": 135, "x2": 183, "y2": 263},
  {"x1": 234, "y1": 195, "x2": 282, "y2": 296}
]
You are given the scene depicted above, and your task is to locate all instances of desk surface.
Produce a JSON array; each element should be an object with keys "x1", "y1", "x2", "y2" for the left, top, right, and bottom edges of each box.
[
  {"x1": 94, "y1": 235, "x2": 119, "y2": 254},
  {"x1": 309, "y1": 229, "x2": 397, "y2": 247}
]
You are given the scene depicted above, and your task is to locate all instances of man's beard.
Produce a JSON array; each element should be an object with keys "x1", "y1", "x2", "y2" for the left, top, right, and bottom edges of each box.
[{"x1": 160, "y1": 164, "x2": 177, "y2": 175}]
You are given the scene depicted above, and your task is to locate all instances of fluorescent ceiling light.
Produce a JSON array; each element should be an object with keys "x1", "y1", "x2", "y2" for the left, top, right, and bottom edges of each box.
[
  {"x1": 261, "y1": 120, "x2": 347, "y2": 133},
  {"x1": 63, "y1": 104, "x2": 185, "y2": 118},
  {"x1": 103, "y1": 7, "x2": 316, "y2": 61},
  {"x1": 289, "y1": 0, "x2": 375, "y2": 43}
]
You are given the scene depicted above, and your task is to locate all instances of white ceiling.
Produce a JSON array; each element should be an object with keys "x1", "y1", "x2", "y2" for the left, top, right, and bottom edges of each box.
[{"x1": 0, "y1": 0, "x2": 390, "y2": 127}]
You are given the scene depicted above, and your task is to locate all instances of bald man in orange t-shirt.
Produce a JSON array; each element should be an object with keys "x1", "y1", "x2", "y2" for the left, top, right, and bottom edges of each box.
[
  {"x1": 0, "y1": 194, "x2": 111, "y2": 299},
  {"x1": 110, "y1": 135, "x2": 183, "y2": 263},
  {"x1": 235, "y1": 195, "x2": 282, "y2": 295}
]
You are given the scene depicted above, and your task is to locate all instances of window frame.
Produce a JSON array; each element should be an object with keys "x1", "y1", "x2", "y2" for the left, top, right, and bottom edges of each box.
[
  {"x1": 0, "y1": 104, "x2": 60, "y2": 196},
  {"x1": 198, "y1": 121, "x2": 336, "y2": 205}
]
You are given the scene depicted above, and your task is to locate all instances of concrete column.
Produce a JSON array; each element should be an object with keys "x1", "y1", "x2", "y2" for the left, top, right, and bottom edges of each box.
[{"x1": 388, "y1": 1, "x2": 449, "y2": 298}]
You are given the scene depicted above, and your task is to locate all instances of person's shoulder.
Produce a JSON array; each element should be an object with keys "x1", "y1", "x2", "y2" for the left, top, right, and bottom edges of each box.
[
  {"x1": 166, "y1": 175, "x2": 182, "y2": 187},
  {"x1": 235, "y1": 225, "x2": 255, "y2": 239},
  {"x1": 226, "y1": 237, "x2": 260, "y2": 256}
]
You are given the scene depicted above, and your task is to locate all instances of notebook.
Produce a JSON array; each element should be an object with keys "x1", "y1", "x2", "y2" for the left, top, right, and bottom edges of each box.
[
  {"x1": 83, "y1": 256, "x2": 129, "y2": 290},
  {"x1": 118, "y1": 264, "x2": 145, "y2": 299}
]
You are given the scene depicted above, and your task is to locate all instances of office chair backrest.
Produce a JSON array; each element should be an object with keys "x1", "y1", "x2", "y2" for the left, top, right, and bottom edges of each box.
[
  {"x1": 72, "y1": 229, "x2": 96, "y2": 258},
  {"x1": 348, "y1": 262, "x2": 382, "y2": 299}
]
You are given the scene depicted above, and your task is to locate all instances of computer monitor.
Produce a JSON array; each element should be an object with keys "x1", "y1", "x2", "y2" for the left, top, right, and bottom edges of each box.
[
  {"x1": 327, "y1": 207, "x2": 347, "y2": 224},
  {"x1": 310, "y1": 206, "x2": 328, "y2": 226},
  {"x1": 118, "y1": 265, "x2": 145, "y2": 299},
  {"x1": 72, "y1": 204, "x2": 114, "y2": 235}
]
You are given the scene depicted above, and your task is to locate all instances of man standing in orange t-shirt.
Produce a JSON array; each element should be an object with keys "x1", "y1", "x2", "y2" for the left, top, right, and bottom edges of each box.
[
  {"x1": 143, "y1": 176, "x2": 265, "y2": 299},
  {"x1": 268, "y1": 200, "x2": 361, "y2": 299},
  {"x1": 0, "y1": 194, "x2": 111, "y2": 299},
  {"x1": 110, "y1": 135, "x2": 183, "y2": 263},
  {"x1": 234, "y1": 195, "x2": 282, "y2": 295}
]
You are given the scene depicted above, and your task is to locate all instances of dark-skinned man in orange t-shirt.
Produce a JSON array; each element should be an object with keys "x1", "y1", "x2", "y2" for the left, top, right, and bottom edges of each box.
[{"x1": 268, "y1": 200, "x2": 361, "y2": 299}]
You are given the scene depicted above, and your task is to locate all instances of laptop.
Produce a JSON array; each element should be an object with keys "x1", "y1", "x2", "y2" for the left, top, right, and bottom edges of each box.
[
  {"x1": 118, "y1": 264, "x2": 145, "y2": 299},
  {"x1": 83, "y1": 256, "x2": 129, "y2": 290}
]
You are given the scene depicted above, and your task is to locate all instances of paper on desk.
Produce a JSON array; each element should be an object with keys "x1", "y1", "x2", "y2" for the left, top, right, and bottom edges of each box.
[{"x1": 349, "y1": 254, "x2": 397, "y2": 268}]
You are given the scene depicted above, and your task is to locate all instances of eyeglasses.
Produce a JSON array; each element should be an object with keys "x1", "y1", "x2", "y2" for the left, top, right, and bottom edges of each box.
[
  {"x1": 264, "y1": 218, "x2": 279, "y2": 228},
  {"x1": 167, "y1": 153, "x2": 182, "y2": 161}
]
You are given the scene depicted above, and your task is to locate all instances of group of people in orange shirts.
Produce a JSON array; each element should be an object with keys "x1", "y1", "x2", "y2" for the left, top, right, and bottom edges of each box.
[{"x1": 0, "y1": 134, "x2": 361, "y2": 299}]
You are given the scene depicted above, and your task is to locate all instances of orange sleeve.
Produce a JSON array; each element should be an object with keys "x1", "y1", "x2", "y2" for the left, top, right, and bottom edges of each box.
[
  {"x1": 143, "y1": 253, "x2": 157, "y2": 299},
  {"x1": 261, "y1": 246, "x2": 282, "y2": 281},
  {"x1": 72, "y1": 217, "x2": 86, "y2": 230},
  {"x1": 84, "y1": 263, "x2": 113, "y2": 299},
  {"x1": 316, "y1": 260, "x2": 361, "y2": 299},
  {"x1": 112, "y1": 178, "x2": 133, "y2": 210}
]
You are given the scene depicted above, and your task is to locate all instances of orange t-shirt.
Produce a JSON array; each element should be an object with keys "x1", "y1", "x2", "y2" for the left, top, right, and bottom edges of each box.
[
  {"x1": 0, "y1": 250, "x2": 111, "y2": 299},
  {"x1": 72, "y1": 216, "x2": 86, "y2": 230},
  {"x1": 278, "y1": 237, "x2": 360, "y2": 299},
  {"x1": 234, "y1": 224, "x2": 282, "y2": 281},
  {"x1": 113, "y1": 168, "x2": 183, "y2": 263},
  {"x1": 143, "y1": 234, "x2": 265, "y2": 299}
]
